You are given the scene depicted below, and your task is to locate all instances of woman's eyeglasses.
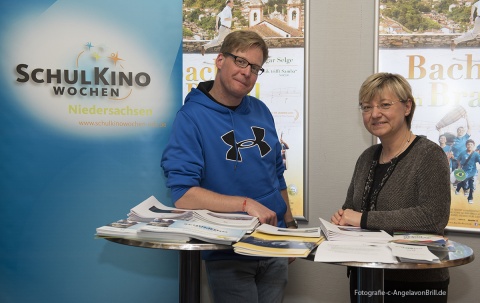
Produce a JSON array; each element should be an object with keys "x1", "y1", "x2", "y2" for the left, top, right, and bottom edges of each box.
[{"x1": 359, "y1": 100, "x2": 404, "y2": 113}]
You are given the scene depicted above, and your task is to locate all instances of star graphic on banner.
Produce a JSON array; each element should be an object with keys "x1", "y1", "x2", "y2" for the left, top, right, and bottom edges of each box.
[
  {"x1": 85, "y1": 42, "x2": 94, "y2": 50},
  {"x1": 92, "y1": 52, "x2": 101, "y2": 60},
  {"x1": 109, "y1": 51, "x2": 124, "y2": 66}
]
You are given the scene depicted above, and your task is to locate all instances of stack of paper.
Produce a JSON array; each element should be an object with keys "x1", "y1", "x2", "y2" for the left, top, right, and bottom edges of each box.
[
  {"x1": 313, "y1": 218, "x2": 396, "y2": 263},
  {"x1": 319, "y1": 218, "x2": 392, "y2": 243},
  {"x1": 390, "y1": 232, "x2": 448, "y2": 248},
  {"x1": 96, "y1": 219, "x2": 192, "y2": 242},
  {"x1": 314, "y1": 241, "x2": 398, "y2": 263},
  {"x1": 388, "y1": 243, "x2": 440, "y2": 263},
  {"x1": 233, "y1": 224, "x2": 324, "y2": 258},
  {"x1": 193, "y1": 209, "x2": 259, "y2": 232},
  {"x1": 97, "y1": 196, "x2": 259, "y2": 244},
  {"x1": 127, "y1": 196, "x2": 194, "y2": 222},
  {"x1": 255, "y1": 224, "x2": 321, "y2": 237},
  {"x1": 390, "y1": 231, "x2": 453, "y2": 260},
  {"x1": 137, "y1": 218, "x2": 246, "y2": 245},
  {"x1": 96, "y1": 219, "x2": 147, "y2": 238},
  {"x1": 127, "y1": 196, "x2": 259, "y2": 232}
]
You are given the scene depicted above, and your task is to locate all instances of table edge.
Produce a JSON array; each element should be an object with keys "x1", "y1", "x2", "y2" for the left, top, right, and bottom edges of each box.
[{"x1": 103, "y1": 237, "x2": 231, "y2": 251}]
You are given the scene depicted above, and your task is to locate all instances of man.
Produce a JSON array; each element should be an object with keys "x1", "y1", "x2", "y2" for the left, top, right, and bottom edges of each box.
[
  {"x1": 202, "y1": 0, "x2": 234, "y2": 56},
  {"x1": 450, "y1": 113, "x2": 471, "y2": 170},
  {"x1": 439, "y1": 134, "x2": 454, "y2": 172},
  {"x1": 162, "y1": 30, "x2": 296, "y2": 302},
  {"x1": 455, "y1": 139, "x2": 480, "y2": 204},
  {"x1": 451, "y1": 1, "x2": 480, "y2": 51}
]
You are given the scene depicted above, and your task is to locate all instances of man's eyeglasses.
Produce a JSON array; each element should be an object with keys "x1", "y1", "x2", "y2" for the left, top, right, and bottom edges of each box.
[
  {"x1": 223, "y1": 52, "x2": 265, "y2": 75},
  {"x1": 359, "y1": 100, "x2": 404, "y2": 113}
]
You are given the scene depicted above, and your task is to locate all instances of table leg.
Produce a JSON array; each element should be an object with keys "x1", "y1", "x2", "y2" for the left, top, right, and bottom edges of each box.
[
  {"x1": 179, "y1": 250, "x2": 201, "y2": 303},
  {"x1": 357, "y1": 268, "x2": 384, "y2": 303}
]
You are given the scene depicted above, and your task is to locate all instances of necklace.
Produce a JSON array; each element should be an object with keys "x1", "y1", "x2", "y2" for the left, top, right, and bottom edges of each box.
[{"x1": 380, "y1": 131, "x2": 412, "y2": 164}]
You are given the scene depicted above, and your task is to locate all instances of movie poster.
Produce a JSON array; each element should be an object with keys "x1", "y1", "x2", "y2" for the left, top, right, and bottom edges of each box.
[
  {"x1": 182, "y1": 0, "x2": 307, "y2": 218},
  {"x1": 377, "y1": 0, "x2": 480, "y2": 232}
]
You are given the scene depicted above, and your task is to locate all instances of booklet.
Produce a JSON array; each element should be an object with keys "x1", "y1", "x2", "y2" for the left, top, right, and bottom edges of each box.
[
  {"x1": 255, "y1": 223, "x2": 321, "y2": 238},
  {"x1": 389, "y1": 231, "x2": 453, "y2": 260},
  {"x1": 138, "y1": 218, "x2": 245, "y2": 245},
  {"x1": 233, "y1": 230, "x2": 324, "y2": 258},
  {"x1": 388, "y1": 243, "x2": 441, "y2": 263},
  {"x1": 390, "y1": 232, "x2": 449, "y2": 248},
  {"x1": 319, "y1": 218, "x2": 392, "y2": 243}
]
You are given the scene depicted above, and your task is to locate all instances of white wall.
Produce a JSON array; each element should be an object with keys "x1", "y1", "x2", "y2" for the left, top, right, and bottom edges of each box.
[{"x1": 202, "y1": 1, "x2": 479, "y2": 302}]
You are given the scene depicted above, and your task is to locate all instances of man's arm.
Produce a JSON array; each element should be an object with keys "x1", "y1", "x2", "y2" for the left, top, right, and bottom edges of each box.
[
  {"x1": 176, "y1": 186, "x2": 278, "y2": 226},
  {"x1": 465, "y1": 113, "x2": 471, "y2": 135},
  {"x1": 471, "y1": 4, "x2": 477, "y2": 22},
  {"x1": 215, "y1": 15, "x2": 220, "y2": 31},
  {"x1": 281, "y1": 189, "x2": 296, "y2": 228}
]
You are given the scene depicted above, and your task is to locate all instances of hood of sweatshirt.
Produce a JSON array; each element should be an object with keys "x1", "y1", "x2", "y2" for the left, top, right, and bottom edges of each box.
[{"x1": 186, "y1": 80, "x2": 251, "y2": 116}]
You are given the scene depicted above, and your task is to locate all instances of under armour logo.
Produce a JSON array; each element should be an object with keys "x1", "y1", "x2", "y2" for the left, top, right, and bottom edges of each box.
[{"x1": 222, "y1": 127, "x2": 271, "y2": 161}]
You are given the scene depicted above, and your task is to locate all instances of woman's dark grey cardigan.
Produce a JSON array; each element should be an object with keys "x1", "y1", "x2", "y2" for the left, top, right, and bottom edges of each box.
[{"x1": 343, "y1": 136, "x2": 451, "y2": 282}]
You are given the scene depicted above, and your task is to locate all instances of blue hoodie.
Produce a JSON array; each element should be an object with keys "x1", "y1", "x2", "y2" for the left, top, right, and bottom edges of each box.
[{"x1": 161, "y1": 81, "x2": 288, "y2": 260}]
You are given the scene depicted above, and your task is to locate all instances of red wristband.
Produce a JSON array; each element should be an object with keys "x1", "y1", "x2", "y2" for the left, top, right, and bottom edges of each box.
[{"x1": 242, "y1": 198, "x2": 247, "y2": 212}]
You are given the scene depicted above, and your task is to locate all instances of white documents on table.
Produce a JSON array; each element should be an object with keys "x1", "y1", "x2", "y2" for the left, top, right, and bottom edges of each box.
[
  {"x1": 314, "y1": 241, "x2": 398, "y2": 263},
  {"x1": 388, "y1": 243, "x2": 440, "y2": 263}
]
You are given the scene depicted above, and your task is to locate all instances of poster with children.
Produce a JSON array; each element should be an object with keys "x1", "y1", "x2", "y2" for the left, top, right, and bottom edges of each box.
[{"x1": 377, "y1": 0, "x2": 480, "y2": 232}]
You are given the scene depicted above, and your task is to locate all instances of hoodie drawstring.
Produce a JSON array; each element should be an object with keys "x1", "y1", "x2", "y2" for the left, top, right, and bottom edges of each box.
[{"x1": 229, "y1": 110, "x2": 239, "y2": 170}]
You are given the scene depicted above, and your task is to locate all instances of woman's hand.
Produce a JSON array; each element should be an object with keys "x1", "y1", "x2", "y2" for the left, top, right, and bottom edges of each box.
[
  {"x1": 330, "y1": 208, "x2": 344, "y2": 225},
  {"x1": 331, "y1": 208, "x2": 362, "y2": 227},
  {"x1": 339, "y1": 209, "x2": 362, "y2": 226}
]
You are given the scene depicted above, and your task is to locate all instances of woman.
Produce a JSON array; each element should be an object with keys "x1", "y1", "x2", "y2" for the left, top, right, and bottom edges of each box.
[{"x1": 331, "y1": 73, "x2": 451, "y2": 303}]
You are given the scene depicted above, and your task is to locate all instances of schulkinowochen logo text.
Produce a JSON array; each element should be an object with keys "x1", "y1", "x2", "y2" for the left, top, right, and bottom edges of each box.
[{"x1": 16, "y1": 41, "x2": 151, "y2": 100}]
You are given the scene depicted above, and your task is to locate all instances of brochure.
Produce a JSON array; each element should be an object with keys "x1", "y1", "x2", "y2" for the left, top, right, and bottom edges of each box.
[
  {"x1": 390, "y1": 232, "x2": 449, "y2": 248},
  {"x1": 319, "y1": 218, "x2": 392, "y2": 243},
  {"x1": 138, "y1": 218, "x2": 245, "y2": 245},
  {"x1": 255, "y1": 223, "x2": 321, "y2": 237},
  {"x1": 388, "y1": 243, "x2": 441, "y2": 263},
  {"x1": 233, "y1": 230, "x2": 324, "y2": 258}
]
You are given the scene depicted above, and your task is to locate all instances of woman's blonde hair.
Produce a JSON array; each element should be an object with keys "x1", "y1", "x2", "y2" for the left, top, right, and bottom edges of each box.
[{"x1": 359, "y1": 72, "x2": 416, "y2": 129}]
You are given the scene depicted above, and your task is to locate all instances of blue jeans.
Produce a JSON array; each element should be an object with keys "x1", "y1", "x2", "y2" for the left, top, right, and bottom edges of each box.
[
  {"x1": 456, "y1": 177, "x2": 475, "y2": 200},
  {"x1": 205, "y1": 258, "x2": 288, "y2": 303}
]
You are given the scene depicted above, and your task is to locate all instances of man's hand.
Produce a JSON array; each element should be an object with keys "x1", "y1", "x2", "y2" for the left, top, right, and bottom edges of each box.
[{"x1": 245, "y1": 199, "x2": 277, "y2": 226}]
